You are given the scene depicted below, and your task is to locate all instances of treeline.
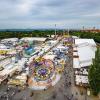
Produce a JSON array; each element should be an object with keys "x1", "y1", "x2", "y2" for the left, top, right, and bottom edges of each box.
[
  {"x1": 0, "y1": 30, "x2": 63, "y2": 39},
  {"x1": 70, "y1": 31, "x2": 100, "y2": 43},
  {"x1": 88, "y1": 48, "x2": 100, "y2": 96}
]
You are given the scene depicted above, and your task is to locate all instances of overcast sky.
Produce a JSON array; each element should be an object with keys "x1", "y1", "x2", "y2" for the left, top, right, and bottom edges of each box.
[{"x1": 0, "y1": 0, "x2": 100, "y2": 29}]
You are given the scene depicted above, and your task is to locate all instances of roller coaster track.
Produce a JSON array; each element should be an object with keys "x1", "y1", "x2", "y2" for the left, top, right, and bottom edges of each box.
[{"x1": 41, "y1": 37, "x2": 64, "y2": 57}]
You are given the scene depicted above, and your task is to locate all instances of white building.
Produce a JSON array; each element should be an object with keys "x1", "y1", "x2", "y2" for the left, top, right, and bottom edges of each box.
[
  {"x1": 20, "y1": 37, "x2": 46, "y2": 42},
  {"x1": 73, "y1": 39, "x2": 97, "y2": 86},
  {"x1": 1, "y1": 38, "x2": 18, "y2": 45},
  {"x1": 73, "y1": 39, "x2": 96, "y2": 68}
]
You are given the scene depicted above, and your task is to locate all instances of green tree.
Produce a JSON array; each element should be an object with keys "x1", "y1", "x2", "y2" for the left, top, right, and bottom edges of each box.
[{"x1": 88, "y1": 48, "x2": 100, "y2": 95}]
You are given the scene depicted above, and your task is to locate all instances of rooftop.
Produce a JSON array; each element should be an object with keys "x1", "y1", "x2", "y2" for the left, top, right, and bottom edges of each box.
[{"x1": 73, "y1": 39, "x2": 96, "y2": 68}]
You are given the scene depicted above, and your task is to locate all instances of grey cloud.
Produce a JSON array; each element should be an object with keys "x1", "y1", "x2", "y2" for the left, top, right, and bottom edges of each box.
[{"x1": 0, "y1": 0, "x2": 100, "y2": 29}]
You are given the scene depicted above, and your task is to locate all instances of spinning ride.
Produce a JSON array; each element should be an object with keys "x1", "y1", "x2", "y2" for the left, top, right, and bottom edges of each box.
[
  {"x1": 28, "y1": 57, "x2": 59, "y2": 90},
  {"x1": 32, "y1": 58, "x2": 54, "y2": 81}
]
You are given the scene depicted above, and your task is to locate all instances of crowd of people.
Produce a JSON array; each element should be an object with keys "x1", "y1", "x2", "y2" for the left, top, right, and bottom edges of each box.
[{"x1": 58, "y1": 46, "x2": 79, "y2": 100}]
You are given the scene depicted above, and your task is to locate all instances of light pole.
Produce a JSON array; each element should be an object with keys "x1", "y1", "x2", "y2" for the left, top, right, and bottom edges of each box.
[
  {"x1": 68, "y1": 28, "x2": 69, "y2": 36},
  {"x1": 55, "y1": 24, "x2": 57, "y2": 37}
]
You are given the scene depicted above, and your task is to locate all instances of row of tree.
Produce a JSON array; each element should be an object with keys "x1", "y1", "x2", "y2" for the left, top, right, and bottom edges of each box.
[
  {"x1": 88, "y1": 47, "x2": 100, "y2": 96},
  {"x1": 70, "y1": 31, "x2": 100, "y2": 43},
  {"x1": 0, "y1": 30, "x2": 63, "y2": 39}
]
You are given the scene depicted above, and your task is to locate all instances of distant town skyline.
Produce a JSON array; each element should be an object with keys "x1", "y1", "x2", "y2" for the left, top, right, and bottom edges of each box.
[{"x1": 0, "y1": 0, "x2": 100, "y2": 29}]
